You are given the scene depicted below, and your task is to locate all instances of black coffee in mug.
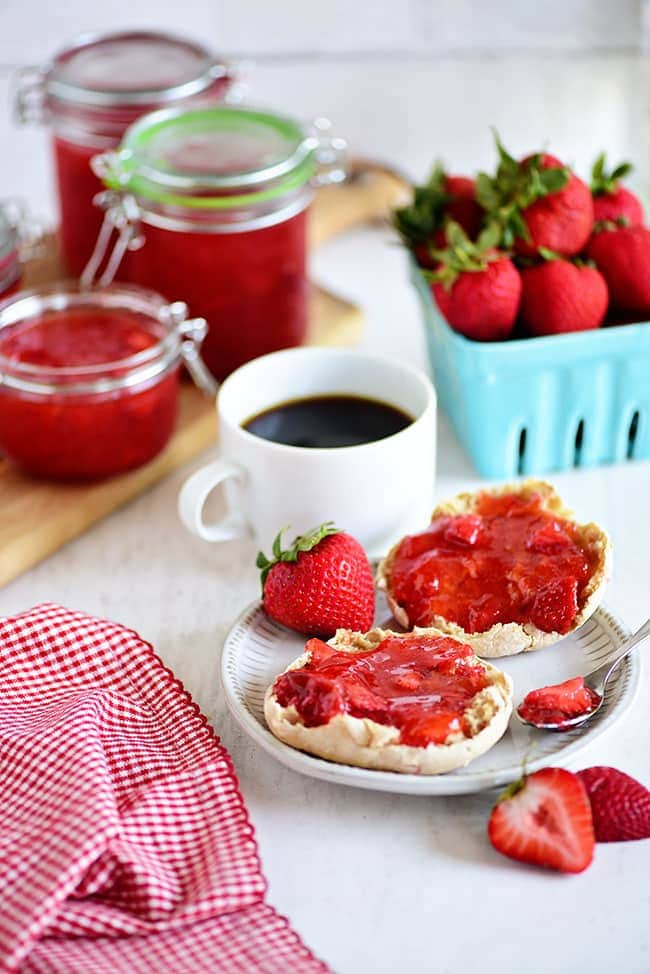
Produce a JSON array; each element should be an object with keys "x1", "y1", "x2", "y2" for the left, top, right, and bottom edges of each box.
[{"x1": 242, "y1": 394, "x2": 413, "y2": 448}]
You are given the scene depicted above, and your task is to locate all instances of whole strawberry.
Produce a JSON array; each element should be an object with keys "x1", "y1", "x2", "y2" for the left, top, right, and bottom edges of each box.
[
  {"x1": 488, "y1": 767, "x2": 595, "y2": 873},
  {"x1": 587, "y1": 225, "x2": 650, "y2": 315},
  {"x1": 257, "y1": 523, "x2": 374, "y2": 638},
  {"x1": 519, "y1": 254, "x2": 608, "y2": 336},
  {"x1": 577, "y1": 767, "x2": 650, "y2": 842},
  {"x1": 394, "y1": 162, "x2": 484, "y2": 268},
  {"x1": 477, "y1": 133, "x2": 593, "y2": 258},
  {"x1": 591, "y1": 153, "x2": 644, "y2": 227},
  {"x1": 428, "y1": 221, "x2": 521, "y2": 341}
]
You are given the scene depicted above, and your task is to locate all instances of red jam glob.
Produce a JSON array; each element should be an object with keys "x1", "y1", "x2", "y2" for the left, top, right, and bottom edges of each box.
[
  {"x1": 90, "y1": 106, "x2": 345, "y2": 380},
  {"x1": 0, "y1": 286, "x2": 206, "y2": 480},
  {"x1": 273, "y1": 634, "x2": 489, "y2": 746},
  {"x1": 518, "y1": 677, "x2": 601, "y2": 728},
  {"x1": 390, "y1": 491, "x2": 595, "y2": 634},
  {"x1": 15, "y1": 31, "x2": 232, "y2": 276}
]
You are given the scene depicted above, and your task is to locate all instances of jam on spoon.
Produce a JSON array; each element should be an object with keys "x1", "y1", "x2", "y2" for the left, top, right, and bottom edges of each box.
[
  {"x1": 517, "y1": 677, "x2": 601, "y2": 730},
  {"x1": 517, "y1": 617, "x2": 650, "y2": 732}
]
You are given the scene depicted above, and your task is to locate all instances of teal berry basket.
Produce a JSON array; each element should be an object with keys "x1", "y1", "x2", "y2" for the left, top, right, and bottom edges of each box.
[{"x1": 411, "y1": 259, "x2": 650, "y2": 479}]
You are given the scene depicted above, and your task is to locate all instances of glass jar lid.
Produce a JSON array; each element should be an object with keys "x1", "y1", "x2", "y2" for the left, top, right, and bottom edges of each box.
[
  {"x1": 0, "y1": 283, "x2": 213, "y2": 396},
  {"x1": 45, "y1": 30, "x2": 227, "y2": 108},
  {"x1": 94, "y1": 106, "x2": 328, "y2": 209}
]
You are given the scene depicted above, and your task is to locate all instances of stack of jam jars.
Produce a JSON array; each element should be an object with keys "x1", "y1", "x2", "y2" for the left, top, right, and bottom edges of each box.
[{"x1": 15, "y1": 30, "x2": 234, "y2": 276}]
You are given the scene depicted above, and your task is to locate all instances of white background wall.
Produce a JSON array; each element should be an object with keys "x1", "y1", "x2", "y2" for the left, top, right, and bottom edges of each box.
[{"x1": 2, "y1": 0, "x2": 650, "y2": 223}]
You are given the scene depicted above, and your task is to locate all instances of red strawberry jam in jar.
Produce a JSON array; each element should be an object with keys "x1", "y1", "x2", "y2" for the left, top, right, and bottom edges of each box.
[
  {"x1": 0, "y1": 284, "x2": 213, "y2": 480},
  {"x1": 85, "y1": 106, "x2": 346, "y2": 380},
  {"x1": 15, "y1": 31, "x2": 234, "y2": 276}
]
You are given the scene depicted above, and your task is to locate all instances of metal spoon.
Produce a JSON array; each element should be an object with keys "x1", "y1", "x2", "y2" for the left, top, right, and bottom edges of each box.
[{"x1": 517, "y1": 617, "x2": 650, "y2": 732}]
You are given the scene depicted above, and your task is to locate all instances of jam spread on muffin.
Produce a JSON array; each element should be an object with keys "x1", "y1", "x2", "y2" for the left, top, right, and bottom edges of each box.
[
  {"x1": 272, "y1": 633, "x2": 491, "y2": 746},
  {"x1": 389, "y1": 491, "x2": 597, "y2": 634}
]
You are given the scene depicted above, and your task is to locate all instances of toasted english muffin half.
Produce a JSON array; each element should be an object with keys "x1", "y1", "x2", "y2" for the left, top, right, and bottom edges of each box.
[
  {"x1": 264, "y1": 627, "x2": 513, "y2": 775},
  {"x1": 376, "y1": 479, "x2": 611, "y2": 658}
]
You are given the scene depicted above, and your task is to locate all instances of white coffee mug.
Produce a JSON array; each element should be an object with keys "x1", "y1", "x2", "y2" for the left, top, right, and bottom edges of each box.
[{"x1": 178, "y1": 347, "x2": 436, "y2": 558}]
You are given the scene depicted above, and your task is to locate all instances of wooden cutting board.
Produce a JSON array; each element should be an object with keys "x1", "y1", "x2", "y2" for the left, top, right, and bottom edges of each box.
[{"x1": 0, "y1": 162, "x2": 410, "y2": 587}]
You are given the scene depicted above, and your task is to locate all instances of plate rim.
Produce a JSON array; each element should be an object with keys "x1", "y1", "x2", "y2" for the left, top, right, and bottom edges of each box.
[{"x1": 220, "y1": 602, "x2": 640, "y2": 795}]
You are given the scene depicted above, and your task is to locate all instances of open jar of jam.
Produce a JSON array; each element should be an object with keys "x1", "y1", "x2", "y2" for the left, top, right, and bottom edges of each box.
[
  {"x1": 14, "y1": 30, "x2": 234, "y2": 277},
  {"x1": 0, "y1": 283, "x2": 214, "y2": 480},
  {"x1": 83, "y1": 105, "x2": 346, "y2": 381}
]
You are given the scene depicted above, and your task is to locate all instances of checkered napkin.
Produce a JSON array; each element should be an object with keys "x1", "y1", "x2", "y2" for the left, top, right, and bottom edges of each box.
[{"x1": 0, "y1": 603, "x2": 328, "y2": 974}]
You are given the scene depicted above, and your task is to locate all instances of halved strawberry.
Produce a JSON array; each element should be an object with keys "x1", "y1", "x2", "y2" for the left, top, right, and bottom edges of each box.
[
  {"x1": 529, "y1": 576, "x2": 578, "y2": 633},
  {"x1": 488, "y1": 767, "x2": 595, "y2": 873},
  {"x1": 577, "y1": 767, "x2": 650, "y2": 842}
]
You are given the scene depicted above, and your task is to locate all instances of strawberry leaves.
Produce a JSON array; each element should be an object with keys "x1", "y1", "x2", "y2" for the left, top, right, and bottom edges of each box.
[
  {"x1": 591, "y1": 152, "x2": 634, "y2": 196},
  {"x1": 424, "y1": 220, "x2": 503, "y2": 290},
  {"x1": 392, "y1": 161, "x2": 453, "y2": 246},
  {"x1": 257, "y1": 522, "x2": 340, "y2": 587},
  {"x1": 476, "y1": 130, "x2": 570, "y2": 248}
]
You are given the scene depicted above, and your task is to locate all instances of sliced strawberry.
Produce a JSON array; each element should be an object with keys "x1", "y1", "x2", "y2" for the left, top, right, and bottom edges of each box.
[
  {"x1": 345, "y1": 681, "x2": 390, "y2": 722},
  {"x1": 488, "y1": 767, "x2": 595, "y2": 873},
  {"x1": 444, "y1": 514, "x2": 484, "y2": 547},
  {"x1": 467, "y1": 593, "x2": 503, "y2": 633},
  {"x1": 400, "y1": 711, "x2": 462, "y2": 747},
  {"x1": 529, "y1": 576, "x2": 578, "y2": 633},
  {"x1": 577, "y1": 767, "x2": 650, "y2": 842},
  {"x1": 273, "y1": 670, "x2": 345, "y2": 727},
  {"x1": 526, "y1": 520, "x2": 573, "y2": 554}
]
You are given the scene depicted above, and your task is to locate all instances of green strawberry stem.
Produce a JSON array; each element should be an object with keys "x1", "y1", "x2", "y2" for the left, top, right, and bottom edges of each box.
[
  {"x1": 256, "y1": 522, "x2": 340, "y2": 589},
  {"x1": 476, "y1": 129, "x2": 570, "y2": 248},
  {"x1": 392, "y1": 161, "x2": 452, "y2": 245},
  {"x1": 591, "y1": 152, "x2": 633, "y2": 195},
  {"x1": 423, "y1": 219, "x2": 503, "y2": 290}
]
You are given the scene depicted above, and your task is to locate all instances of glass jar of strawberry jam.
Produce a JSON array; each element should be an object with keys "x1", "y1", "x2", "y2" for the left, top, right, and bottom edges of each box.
[
  {"x1": 15, "y1": 30, "x2": 234, "y2": 277},
  {"x1": 84, "y1": 106, "x2": 346, "y2": 380},
  {"x1": 0, "y1": 284, "x2": 213, "y2": 480}
]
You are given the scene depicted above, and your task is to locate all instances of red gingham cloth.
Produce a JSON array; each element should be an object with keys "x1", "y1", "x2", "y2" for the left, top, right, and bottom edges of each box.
[{"x1": 0, "y1": 603, "x2": 329, "y2": 974}]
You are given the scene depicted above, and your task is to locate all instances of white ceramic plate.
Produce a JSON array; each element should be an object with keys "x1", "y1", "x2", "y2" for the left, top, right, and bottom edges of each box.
[{"x1": 221, "y1": 599, "x2": 639, "y2": 795}]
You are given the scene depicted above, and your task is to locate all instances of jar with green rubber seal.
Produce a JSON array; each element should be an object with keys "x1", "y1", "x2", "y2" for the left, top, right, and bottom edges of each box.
[{"x1": 84, "y1": 105, "x2": 346, "y2": 380}]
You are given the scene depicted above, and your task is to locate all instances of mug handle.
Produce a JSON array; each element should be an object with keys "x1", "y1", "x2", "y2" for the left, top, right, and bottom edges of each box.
[{"x1": 178, "y1": 459, "x2": 249, "y2": 543}]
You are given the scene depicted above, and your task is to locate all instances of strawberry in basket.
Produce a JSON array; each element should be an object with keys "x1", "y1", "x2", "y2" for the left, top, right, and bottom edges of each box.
[
  {"x1": 519, "y1": 250, "x2": 608, "y2": 336},
  {"x1": 394, "y1": 162, "x2": 484, "y2": 268},
  {"x1": 590, "y1": 153, "x2": 644, "y2": 228},
  {"x1": 426, "y1": 221, "x2": 522, "y2": 341},
  {"x1": 477, "y1": 133, "x2": 593, "y2": 258},
  {"x1": 587, "y1": 224, "x2": 650, "y2": 316}
]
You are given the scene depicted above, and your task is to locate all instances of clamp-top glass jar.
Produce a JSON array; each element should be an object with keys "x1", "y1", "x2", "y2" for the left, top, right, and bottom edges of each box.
[
  {"x1": 0, "y1": 283, "x2": 213, "y2": 480},
  {"x1": 85, "y1": 105, "x2": 346, "y2": 380},
  {"x1": 15, "y1": 30, "x2": 234, "y2": 277}
]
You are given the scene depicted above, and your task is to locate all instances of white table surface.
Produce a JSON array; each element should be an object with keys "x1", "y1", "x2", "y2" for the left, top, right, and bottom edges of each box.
[{"x1": 1, "y1": 226, "x2": 648, "y2": 974}]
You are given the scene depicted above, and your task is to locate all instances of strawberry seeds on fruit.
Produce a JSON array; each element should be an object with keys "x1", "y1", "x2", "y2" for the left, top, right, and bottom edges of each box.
[
  {"x1": 426, "y1": 220, "x2": 522, "y2": 341},
  {"x1": 590, "y1": 153, "x2": 644, "y2": 228},
  {"x1": 476, "y1": 131, "x2": 593, "y2": 258},
  {"x1": 577, "y1": 767, "x2": 650, "y2": 843},
  {"x1": 257, "y1": 522, "x2": 375, "y2": 638},
  {"x1": 487, "y1": 767, "x2": 595, "y2": 874}
]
